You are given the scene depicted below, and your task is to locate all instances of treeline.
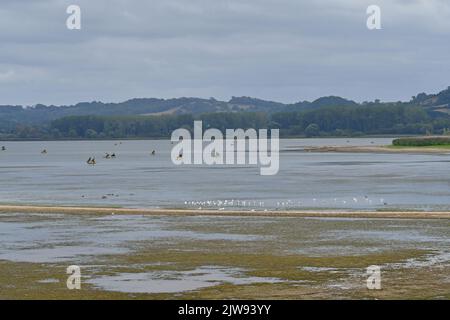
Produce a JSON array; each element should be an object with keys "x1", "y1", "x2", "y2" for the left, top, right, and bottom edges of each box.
[
  {"x1": 50, "y1": 113, "x2": 270, "y2": 139},
  {"x1": 272, "y1": 104, "x2": 437, "y2": 136},
  {"x1": 2, "y1": 104, "x2": 450, "y2": 140}
]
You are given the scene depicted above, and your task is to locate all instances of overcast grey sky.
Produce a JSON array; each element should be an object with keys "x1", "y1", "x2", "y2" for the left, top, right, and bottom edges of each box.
[{"x1": 0, "y1": 0, "x2": 449, "y2": 106}]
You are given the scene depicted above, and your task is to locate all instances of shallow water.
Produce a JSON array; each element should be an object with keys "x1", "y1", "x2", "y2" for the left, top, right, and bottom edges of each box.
[
  {"x1": 87, "y1": 267, "x2": 283, "y2": 294},
  {"x1": 0, "y1": 214, "x2": 262, "y2": 263},
  {"x1": 0, "y1": 213, "x2": 448, "y2": 263},
  {"x1": 1, "y1": 138, "x2": 450, "y2": 211}
]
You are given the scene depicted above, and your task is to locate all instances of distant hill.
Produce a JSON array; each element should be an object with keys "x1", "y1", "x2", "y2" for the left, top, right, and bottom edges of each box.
[
  {"x1": 0, "y1": 97, "x2": 282, "y2": 126},
  {"x1": 0, "y1": 86, "x2": 449, "y2": 129},
  {"x1": 228, "y1": 96, "x2": 290, "y2": 112},
  {"x1": 411, "y1": 86, "x2": 450, "y2": 115}
]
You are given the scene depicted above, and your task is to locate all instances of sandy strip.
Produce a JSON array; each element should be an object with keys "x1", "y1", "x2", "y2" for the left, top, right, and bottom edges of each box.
[
  {"x1": 298, "y1": 146, "x2": 450, "y2": 154},
  {"x1": 0, "y1": 205, "x2": 449, "y2": 219}
]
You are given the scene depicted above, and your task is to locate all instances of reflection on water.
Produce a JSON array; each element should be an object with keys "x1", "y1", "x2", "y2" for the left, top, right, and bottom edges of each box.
[{"x1": 1, "y1": 138, "x2": 450, "y2": 210}]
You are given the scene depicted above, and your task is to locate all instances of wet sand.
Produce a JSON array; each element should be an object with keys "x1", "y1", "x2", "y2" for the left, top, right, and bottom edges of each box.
[{"x1": 0, "y1": 205, "x2": 449, "y2": 219}]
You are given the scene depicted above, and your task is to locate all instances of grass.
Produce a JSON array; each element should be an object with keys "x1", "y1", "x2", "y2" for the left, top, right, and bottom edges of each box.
[
  {"x1": 388, "y1": 144, "x2": 450, "y2": 150},
  {"x1": 392, "y1": 136, "x2": 450, "y2": 147}
]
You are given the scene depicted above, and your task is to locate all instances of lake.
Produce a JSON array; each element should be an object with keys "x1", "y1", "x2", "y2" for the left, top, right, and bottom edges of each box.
[{"x1": 1, "y1": 138, "x2": 450, "y2": 211}]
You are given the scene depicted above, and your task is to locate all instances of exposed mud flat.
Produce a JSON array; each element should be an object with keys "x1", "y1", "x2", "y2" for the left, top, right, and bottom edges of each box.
[
  {"x1": 300, "y1": 145, "x2": 450, "y2": 154},
  {"x1": 0, "y1": 212, "x2": 448, "y2": 299}
]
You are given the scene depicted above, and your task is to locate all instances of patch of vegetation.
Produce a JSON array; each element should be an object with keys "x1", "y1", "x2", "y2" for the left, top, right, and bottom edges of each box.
[{"x1": 392, "y1": 136, "x2": 450, "y2": 147}]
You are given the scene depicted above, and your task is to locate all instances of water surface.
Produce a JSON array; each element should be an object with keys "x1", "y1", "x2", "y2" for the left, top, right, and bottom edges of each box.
[{"x1": 1, "y1": 138, "x2": 450, "y2": 210}]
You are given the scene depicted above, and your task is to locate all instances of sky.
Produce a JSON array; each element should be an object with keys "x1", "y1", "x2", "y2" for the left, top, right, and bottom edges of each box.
[{"x1": 0, "y1": 0, "x2": 449, "y2": 106}]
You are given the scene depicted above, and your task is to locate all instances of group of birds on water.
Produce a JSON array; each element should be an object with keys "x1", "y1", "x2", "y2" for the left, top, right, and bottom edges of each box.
[
  {"x1": 184, "y1": 196, "x2": 388, "y2": 211},
  {"x1": 2, "y1": 142, "x2": 392, "y2": 210},
  {"x1": 2, "y1": 146, "x2": 47, "y2": 153},
  {"x1": 1, "y1": 144, "x2": 159, "y2": 166},
  {"x1": 86, "y1": 153, "x2": 116, "y2": 165},
  {"x1": 87, "y1": 149, "x2": 157, "y2": 165}
]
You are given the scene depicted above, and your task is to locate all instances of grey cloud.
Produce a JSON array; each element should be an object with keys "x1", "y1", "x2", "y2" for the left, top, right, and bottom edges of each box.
[{"x1": 0, "y1": 0, "x2": 449, "y2": 106}]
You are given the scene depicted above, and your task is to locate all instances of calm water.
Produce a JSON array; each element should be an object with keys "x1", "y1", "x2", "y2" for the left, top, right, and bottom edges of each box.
[{"x1": 1, "y1": 138, "x2": 450, "y2": 211}]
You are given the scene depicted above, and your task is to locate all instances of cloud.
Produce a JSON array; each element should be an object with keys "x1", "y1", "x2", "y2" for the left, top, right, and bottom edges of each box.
[{"x1": 0, "y1": 0, "x2": 449, "y2": 105}]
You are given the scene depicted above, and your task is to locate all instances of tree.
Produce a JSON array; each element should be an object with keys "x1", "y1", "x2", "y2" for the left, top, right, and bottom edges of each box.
[
  {"x1": 305, "y1": 123, "x2": 320, "y2": 137},
  {"x1": 85, "y1": 129, "x2": 98, "y2": 139}
]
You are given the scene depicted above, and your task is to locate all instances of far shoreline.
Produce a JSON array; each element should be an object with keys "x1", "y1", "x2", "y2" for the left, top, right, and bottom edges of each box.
[
  {"x1": 0, "y1": 135, "x2": 409, "y2": 142},
  {"x1": 0, "y1": 205, "x2": 449, "y2": 219},
  {"x1": 298, "y1": 145, "x2": 450, "y2": 154}
]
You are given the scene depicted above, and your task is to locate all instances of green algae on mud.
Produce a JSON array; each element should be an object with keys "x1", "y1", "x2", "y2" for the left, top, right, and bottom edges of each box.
[
  {"x1": 1, "y1": 212, "x2": 448, "y2": 299},
  {"x1": 1, "y1": 248, "x2": 448, "y2": 300}
]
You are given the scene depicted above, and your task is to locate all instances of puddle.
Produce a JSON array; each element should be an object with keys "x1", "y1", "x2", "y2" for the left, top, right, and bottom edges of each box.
[
  {"x1": 0, "y1": 246, "x2": 129, "y2": 263},
  {"x1": 386, "y1": 250, "x2": 450, "y2": 269},
  {"x1": 37, "y1": 279, "x2": 60, "y2": 284},
  {"x1": 87, "y1": 266, "x2": 283, "y2": 294},
  {"x1": 301, "y1": 266, "x2": 342, "y2": 273}
]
